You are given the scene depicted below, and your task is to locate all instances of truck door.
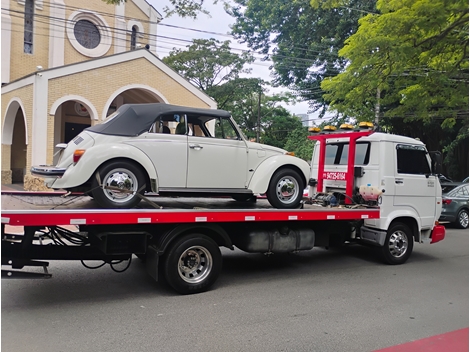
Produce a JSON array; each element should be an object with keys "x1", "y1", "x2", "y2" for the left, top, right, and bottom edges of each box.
[{"x1": 393, "y1": 144, "x2": 437, "y2": 228}]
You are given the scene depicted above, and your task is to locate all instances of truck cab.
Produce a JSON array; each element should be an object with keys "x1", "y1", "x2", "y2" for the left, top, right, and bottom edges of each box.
[{"x1": 308, "y1": 129, "x2": 444, "y2": 257}]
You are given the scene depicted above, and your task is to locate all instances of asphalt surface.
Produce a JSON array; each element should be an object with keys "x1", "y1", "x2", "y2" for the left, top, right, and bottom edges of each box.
[{"x1": 2, "y1": 226, "x2": 468, "y2": 352}]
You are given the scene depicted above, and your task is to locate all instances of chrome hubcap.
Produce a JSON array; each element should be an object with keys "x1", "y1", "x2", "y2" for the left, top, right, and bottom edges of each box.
[
  {"x1": 102, "y1": 168, "x2": 138, "y2": 203},
  {"x1": 276, "y1": 176, "x2": 299, "y2": 204},
  {"x1": 388, "y1": 231, "x2": 408, "y2": 258},
  {"x1": 178, "y1": 246, "x2": 212, "y2": 284},
  {"x1": 459, "y1": 211, "x2": 469, "y2": 228}
]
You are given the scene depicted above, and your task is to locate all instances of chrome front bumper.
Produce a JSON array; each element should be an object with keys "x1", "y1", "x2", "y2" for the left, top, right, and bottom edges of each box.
[{"x1": 31, "y1": 165, "x2": 67, "y2": 178}]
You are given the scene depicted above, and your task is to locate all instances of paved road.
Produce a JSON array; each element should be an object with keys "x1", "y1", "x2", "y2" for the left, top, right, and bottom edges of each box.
[{"x1": 2, "y1": 226, "x2": 468, "y2": 352}]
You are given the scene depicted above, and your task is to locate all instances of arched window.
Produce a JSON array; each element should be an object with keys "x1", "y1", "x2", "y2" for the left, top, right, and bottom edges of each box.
[
  {"x1": 24, "y1": 0, "x2": 34, "y2": 53},
  {"x1": 130, "y1": 25, "x2": 138, "y2": 50}
]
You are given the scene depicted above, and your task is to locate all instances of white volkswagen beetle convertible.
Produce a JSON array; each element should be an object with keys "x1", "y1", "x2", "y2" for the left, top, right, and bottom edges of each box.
[{"x1": 32, "y1": 103, "x2": 310, "y2": 209}]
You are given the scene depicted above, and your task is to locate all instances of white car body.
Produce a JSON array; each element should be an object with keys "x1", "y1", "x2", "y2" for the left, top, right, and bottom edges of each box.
[{"x1": 32, "y1": 103, "x2": 310, "y2": 209}]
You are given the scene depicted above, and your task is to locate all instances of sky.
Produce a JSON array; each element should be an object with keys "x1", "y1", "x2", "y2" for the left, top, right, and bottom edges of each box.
[{"x1": 147, "y1": 0, "x2": 312, "y2": 116}]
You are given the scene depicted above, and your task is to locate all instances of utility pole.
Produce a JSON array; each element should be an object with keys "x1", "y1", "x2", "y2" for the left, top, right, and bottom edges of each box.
[
  {"x1": 257, "y1": 90, "x2": 261, "y2": 143},
  {"x1": 375, "y1": 87, "x2": 380, "y2": 130}
]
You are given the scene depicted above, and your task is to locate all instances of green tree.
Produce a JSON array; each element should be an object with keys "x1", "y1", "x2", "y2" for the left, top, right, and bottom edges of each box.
[
  {"x1": 225, "y1": 89, "x2": 300, "y2": 146},
  {"x1": 228, "y1": 0, "x2": 376, "y2": 114},
  {"x1": 319, "y1": 0, "x2": 469, "y2": 178},
  {"x1": 162, "y1": 39, "x2": 301, "y2": 148},
  {"x1": 102, "y1": 0, "x2": 228, "y2": 18},
  {"x1": 283, "y1": 127, "x2": 314, "y2": 162},
  {"x1": 261, "y1": 102, "x2": 303, "y2": 148},
  {"x1": 206, "y1": 77, "x2": 265, "y2": 110},
  {"x1": 162, "y1": 38, "x2": 254, "y2": 91}
]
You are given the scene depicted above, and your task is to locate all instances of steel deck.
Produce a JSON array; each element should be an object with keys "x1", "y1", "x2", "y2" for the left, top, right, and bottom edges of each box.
[{"x1": 1, "y1": 192, "x2": 380, "y2": 226}]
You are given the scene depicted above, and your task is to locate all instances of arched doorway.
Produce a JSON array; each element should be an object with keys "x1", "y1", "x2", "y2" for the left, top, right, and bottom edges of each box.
[
  {"x1": 10, "y1": 109, "x2": 27, "y2": 183},
  {"x1": 104, "y1": 85, "x2": 168, "y2": 118},
  {"x1": 2, "y1": 99, "x2": 28, "y2": 184},
  {"x1": 50, "y1": 98, "x2": 97, "y2": 164}
]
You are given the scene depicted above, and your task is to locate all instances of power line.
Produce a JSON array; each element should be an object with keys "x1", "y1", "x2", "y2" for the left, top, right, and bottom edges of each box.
[
  {"x1": 4, "y1": 7, "x2": 345, "y2": 70},
  {"x1": 2, "y1": 4, "x2": 350, "y2": 54}
]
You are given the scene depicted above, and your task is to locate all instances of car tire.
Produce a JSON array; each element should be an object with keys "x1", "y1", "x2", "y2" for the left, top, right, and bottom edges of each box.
[
  {"x1": 162, "y1": 234, "x2": 222, "y2": 295},
  {"x1": 266, "y1": 168, "x2": 304, "y2": 209},
  {"x1": 455, "y1": 209, "x2": 469, "y2": 229},
  {"x1": 91, "y1": 161, "x2": 146, "y2": 209},
  {"x1": 379, "y1": 222, "x2": 414, "y2": 265}
]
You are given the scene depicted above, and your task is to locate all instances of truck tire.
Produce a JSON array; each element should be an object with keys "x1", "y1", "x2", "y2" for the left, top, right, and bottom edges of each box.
[
  {"x1": 379, "y1": 222, "x2": 414, "y2": 265},
  {"x1": 455, "y1": 209, "x2": 469, "y2": 229},
  {"x1": 162, "y1": 234, "x2": 222, "y2": 294},
  {"x1": 91, "y1": 161, "x2": 145, "y2": 209},
  {"x1": 266, "y1": 169, "x2": 303, "y2": 209}
]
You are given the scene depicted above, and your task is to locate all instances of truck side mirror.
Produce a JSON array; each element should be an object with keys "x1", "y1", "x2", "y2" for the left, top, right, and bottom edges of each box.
[{"x1": 429, "y1": 151, "x2": 442, "y2": 174}]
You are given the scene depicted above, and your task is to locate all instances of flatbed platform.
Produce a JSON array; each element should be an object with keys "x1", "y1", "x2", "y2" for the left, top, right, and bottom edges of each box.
[{"x1": 1, "y1": 192, "x2": 380, "y2": 226}]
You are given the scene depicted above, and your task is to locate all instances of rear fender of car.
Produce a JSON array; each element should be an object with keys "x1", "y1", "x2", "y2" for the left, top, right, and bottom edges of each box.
[
  {"x1": 50, "y1": 144, "x2": 158, "y2": 190},
  {"x1": 248, "y1": 155, "x2": 310, "y2": 194}
]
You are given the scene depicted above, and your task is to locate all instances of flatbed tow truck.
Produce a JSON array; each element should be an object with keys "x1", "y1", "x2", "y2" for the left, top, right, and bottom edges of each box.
[{"x1": 1, "y1": 128, "x2": 446, "y2": 294}]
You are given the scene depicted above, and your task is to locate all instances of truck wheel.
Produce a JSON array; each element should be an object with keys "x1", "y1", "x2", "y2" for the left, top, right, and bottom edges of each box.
[
  {"x1": 455, "y1": 209, "x2": 469, "y2": 229},
  {"x1": 380, "y1": 222, "x2": 414, "y2": 265},
  {"x1": 266, "y1": 169, "x2": 303, "y2": 209},
  {"x1": 163, "y1": 234, "x2": 222, "y2": 294},
  {"x1": 91, "y1": 161, "x2": 145, "y2": 209}
]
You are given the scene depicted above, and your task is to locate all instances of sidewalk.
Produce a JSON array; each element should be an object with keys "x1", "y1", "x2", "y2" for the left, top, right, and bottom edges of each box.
[
  {"x1": 1, "y1": 183, "x2": 26, "y2": 192},
  {"x1": 1, "y1": 183, "x2": 67, "y2": 194}
]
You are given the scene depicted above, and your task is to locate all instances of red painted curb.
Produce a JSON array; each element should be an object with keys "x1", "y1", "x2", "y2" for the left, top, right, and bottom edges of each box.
[{"x1": 374, "y1": 328, "x2": 469, "y2": 352}]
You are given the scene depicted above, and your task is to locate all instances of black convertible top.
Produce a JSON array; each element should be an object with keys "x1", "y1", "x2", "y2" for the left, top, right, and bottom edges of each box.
[{"x1": 86, "y1": 103, "x2": 231, "y2": 137}]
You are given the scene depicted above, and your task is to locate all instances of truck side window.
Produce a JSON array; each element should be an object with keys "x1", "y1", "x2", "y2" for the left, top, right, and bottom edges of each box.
[
  {"x1": 396, "y1": 145, "x2": 431, "y2": 175},
  {"x1": 325, "y1": 144, "x2": 339, "y2": 164},
  {"x1": 325, "y1": 142, "x2": 370, "y2": 165}
]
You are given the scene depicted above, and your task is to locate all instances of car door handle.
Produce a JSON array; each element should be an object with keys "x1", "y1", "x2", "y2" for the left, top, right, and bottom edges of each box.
[
  {"x1": 395, "y1": 178, "x2": 403, "y2": 184},
  {"x1": 189, "y1": 144, "x2": 203, "y2": 150}
]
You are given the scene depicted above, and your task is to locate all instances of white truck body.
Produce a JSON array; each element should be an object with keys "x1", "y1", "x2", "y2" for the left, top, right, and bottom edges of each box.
[{"x1": 309, "y1": 132, "x2": 442, "y2": 245}]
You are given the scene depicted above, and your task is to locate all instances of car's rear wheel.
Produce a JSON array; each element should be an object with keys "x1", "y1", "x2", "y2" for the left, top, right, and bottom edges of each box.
[
  {"x1": 91, "y1": 161, "x2": 146, "y2": 209},
  {"x1": 266, "y1": 168, "x2": 304, "y2": 209},
  {"x1": 455, "y1": 209, "x2": 469, "y2": 229}
]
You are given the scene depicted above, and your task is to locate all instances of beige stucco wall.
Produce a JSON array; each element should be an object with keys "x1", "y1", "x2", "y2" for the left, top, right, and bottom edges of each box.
[
  {"x1": 1, "y1": 84, "x2": 34, "y2": 186},
  {"x1": 62, "y1": 0, "x2": 152, "y2": 66},
  {"x1": 8, "y1": 0, "x2": 156, "y2": 82},
  {"x1": 124, "y1": 1, "x2": 152, "y2": 46},
  {"x1": 1, "y1": 84, "x2": 34, "y2": 173},
  {"x1": 63, "y1": 1, "x2": 115, "y2": 65},
  {"x1": 47, "y1": 58, "x2": 210, "y2": 115},
  {"x1": 9, "y1": 2, "x2": 50, "y2": 81}
]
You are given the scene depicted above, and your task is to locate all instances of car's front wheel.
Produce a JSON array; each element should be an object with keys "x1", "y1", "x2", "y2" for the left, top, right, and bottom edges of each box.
[
  {"x1": 91, "y1": 161, "x2": 146, "y2": 209},
  {"x1": 266, "y1": 168, "x2": 304, "y2": 209},
  {"x1": 455, "y1": 209, "x2": 469, "y2": 229}
]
